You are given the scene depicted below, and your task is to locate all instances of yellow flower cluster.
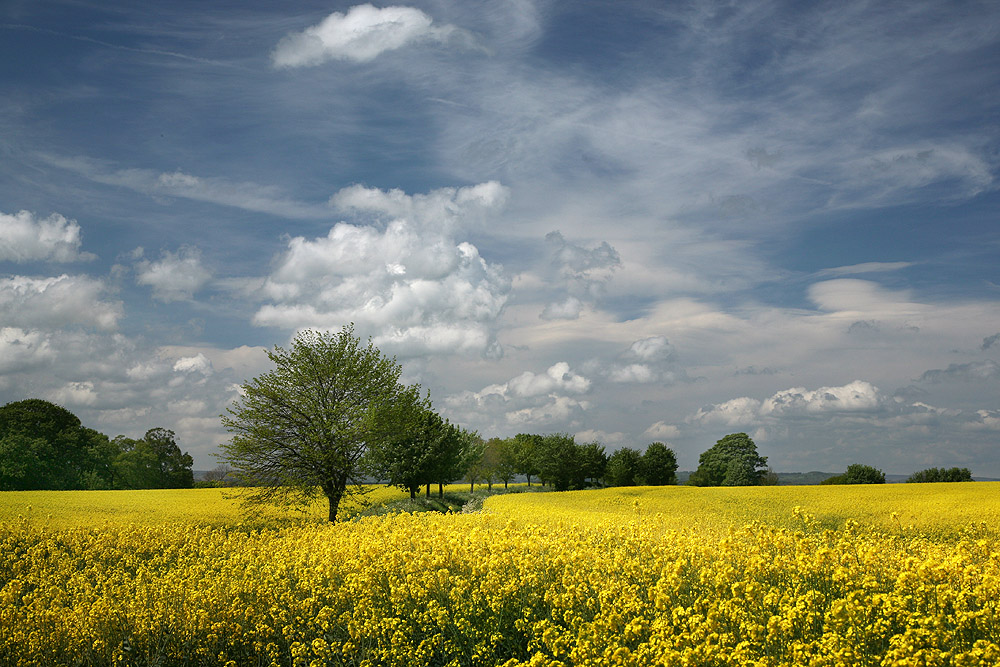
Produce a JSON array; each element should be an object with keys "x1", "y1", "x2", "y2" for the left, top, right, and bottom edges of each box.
[{"x1": 1, "y1": 483, "x2": 999, "y2": 666}]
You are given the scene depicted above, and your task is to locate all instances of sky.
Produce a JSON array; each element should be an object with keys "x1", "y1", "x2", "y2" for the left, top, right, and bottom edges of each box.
[{"x1": 2, "y1": 0, "x2": 999, "y2": 476}]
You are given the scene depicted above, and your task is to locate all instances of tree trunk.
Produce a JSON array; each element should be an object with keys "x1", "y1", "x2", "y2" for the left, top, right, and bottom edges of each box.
[
  {"x1": 327, "y1": 494, "x2": 341, "y2": 523},
  {"x1": 526, "y1": 475, "x2": 532, "y2": 487},
  {"x1": 438, "y1": 483, "x2": 443, "y2": 498},
  {"x1": 410, "y1": 487, "x2": 416, "y2": 500},
  {"x1": 504, "y1": 480, "x2": 508, "y2": 489},
  {"x1": 470, "y1": 480, "x2": 474, "y2": 493},
  {"x1": 425, "y1": 483, "x2": 430, "y2": 497}
]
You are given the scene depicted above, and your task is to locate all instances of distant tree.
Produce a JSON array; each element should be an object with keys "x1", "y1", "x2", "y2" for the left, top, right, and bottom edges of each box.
[
  {"x1": 364, "y1": 393, "x2": 437, "y2": 499},
  {"x1": 203, "y1": 463, "x2": 235, "y2": 486},
  {"x1": 906, "y1": 467, "x2": 973, "y2": 483},
  {"x1": 638, "y1": 442, "x2": 677, "y2": 485},
  {"x1": 535, "y1": 433, "x2": 584, "y2": 491},
  {"x1": 112, "y1": 436, "x2": 161, "y2": 489},
  {"x1": 144, "y1": 428, "x2": 194, "y2": 488},
  {"x1": 606, "y1": 447, "x2": 643, "y2": 487},
  {"x1": 689, "y1": 433, "x2": 767, "y2": 487},
  {"x1": 821, "y1": 463, "x2": 885, "y2": 485},
  {"x1": 760, "y1": 467, "x2": 780, "y2": 486},
  {"x1": 491, "y1": 438, "x2": 519, "y2": 489},
  {"x1": 462, "y1": 435, "x2": 487, "y2": 492},
  {"x1": 512, "y1": 433, "x2": 543, "y2": 486},
  {"x1": 578, "y1": 441, "x2": 608, "y2": 487},
  {"x1": 221, "y1": 326, "x2": 420, "y2": 522}
]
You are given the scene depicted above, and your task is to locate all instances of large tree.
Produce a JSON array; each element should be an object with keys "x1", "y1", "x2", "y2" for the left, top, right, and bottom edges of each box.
[
  {"x1": 0, "y1": 399, "x2": 108, "y2": 490},
  {"x1": 689, "y1": 432, "x2": 768, "y2": 487},
  {"x1": 221, "y1": 326, "x2": 416, "y2": 522}
]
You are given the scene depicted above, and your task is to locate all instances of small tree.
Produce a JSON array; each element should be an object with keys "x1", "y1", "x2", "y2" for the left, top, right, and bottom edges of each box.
[
  {"x1": 639, "y1": 442, "x2": 677, "y2": 485},
  {"x1": 221, "y1": 326, "x2": 417, "y2": 522}
]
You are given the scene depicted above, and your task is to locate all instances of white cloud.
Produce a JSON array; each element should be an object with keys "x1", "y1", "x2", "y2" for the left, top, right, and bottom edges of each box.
[
  {"x1": 692, "y1": 380, "x2": 897, "y2": 426},
  {"x1": 0, "y1": 210, "x2": 96, "y2": 263},
  {"x1": 0, "y1": 274, "x2": 121, "y2": 330},
  {"x1": 760, "y1": 381, "x2": 886, "y2": 417},
  {"x1": 0, "y1": 328, "x2": 55, "y2": 374},
  {"x1": 136, "y1": 248, "x2": 212, "y2": 302},
  {"x1": 173, "y1": 353, "x2": 213, "y2": 376},
  {"x1": 443, "y1": 362, "x2": 592, "y2": 432},
  {"x1": 254, "y1": 183, "x2": 510, "y2": 358},
  {"x1": 272, "y1": 4, "x2": 468, "y2": 68},
  {"x1": 330, "y1": 181, "x2": 508, "y2": 235}
]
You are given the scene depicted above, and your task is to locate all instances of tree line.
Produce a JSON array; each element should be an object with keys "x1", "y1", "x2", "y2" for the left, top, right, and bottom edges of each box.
[{"x1": 0, "y1": 398, "x2": 194, "y2": 491}]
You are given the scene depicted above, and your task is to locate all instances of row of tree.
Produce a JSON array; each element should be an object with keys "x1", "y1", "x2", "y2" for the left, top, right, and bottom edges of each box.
[{"x1": 0, "y1": 399, "x2": 194, "y2": 491}]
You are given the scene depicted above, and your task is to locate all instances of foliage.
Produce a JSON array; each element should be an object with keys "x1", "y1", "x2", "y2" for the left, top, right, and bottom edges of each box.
[
  {"x1": 577, "y1": 441, "x2": 607, "y2": 486},
  {"x1": 907, "y1": 466, "x2": 974, "y2": 483},
  {"x1": 5, "y1": 484, "x2": 1000, "y2": 666},
  {"x1": 366, "y1": 402, "x2": 476, "y2": 499},
  {"x1": 0, "y1": 400, "x2": 192, "y2": 491},
  {"x1": 221, "y1": 326, "x2": 418, "y2": 522},
  {"x1": 535, "y1": 433, "x2": 584, "y2": 491},
  {"x1": 511, "y1": 433, "x2": 543, "y2": 486},
  {"x1": 605, "y1": 446, "x2": 642, "y2": 486},
  {"x1": 638, "y1": 441, "x2": 677, "y2": 485},
  {"x1": 689, "y1": 432, "x2": 768, "y2": 486},
  {"x1": 822, "y1": 463, "x2": 886, "y2": 485}
]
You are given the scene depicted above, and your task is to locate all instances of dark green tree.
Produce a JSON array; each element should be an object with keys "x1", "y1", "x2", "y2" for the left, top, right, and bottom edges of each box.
[
  {"x1": 606, "y1": 447, "x2": 642, "y2": 487},
  {"x1": 639, "y1": 442, "x2": 678, "y2": 485},
  {"x1": 0, "y1": 399, "x2": 111, "y2": 490},
  {"x1": 906, "y1": 467, "x2": 973, "y2": 483},
  {"x1": 536, "y1": 433, "x2": 583, "y2": 491},
  {"x1": 112, "y1": 436, "x2": 161, "y2": 489},
  {"x1": 578, "y1": 441, "x2": 608, "y2": 487},
  {"x1": 221, "y1": 326, "x2": 418, "y2": 522},
  {"x1": 689, "y1": 433, "x2": 767, "y2": 487},
  {"x1": 512, "y1": 433, "x2": 543, "y2": 486},
  {"x1": 144, "y1": 428, "x2": 194, "y2": 488},
  {"x1": 821, "y1": 463, "x2": 886, "y2": 485}
]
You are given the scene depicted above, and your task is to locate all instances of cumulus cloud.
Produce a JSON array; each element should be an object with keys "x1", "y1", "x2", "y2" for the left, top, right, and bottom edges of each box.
[
  {"x1": 0, "y1": 210, "x2": 96, "y2": 263},
  {"x1": 444, "y1": 362, "x2": 592, "y2": 431},
  {"x1": 0, "y1": 274, "x2": 121, "y2": 330},
  {"x1": 692, "y1": 380, "x2": 888, "y2": 425},
  {"x1": 136, "y1": 248, "x2": 212, "y2": 302},
  {"x1": 331, "y1": 181, "x2": 508, "y2": 235},
  {"x1": 540, "y1": 231, "x2": 621, "y2": 320},
  {"x1": 272, "y1": 4, "x2": 469, "y2": 68},
  {"x1": 255, "y1": 183, "x2": 510, "y2": 358}
]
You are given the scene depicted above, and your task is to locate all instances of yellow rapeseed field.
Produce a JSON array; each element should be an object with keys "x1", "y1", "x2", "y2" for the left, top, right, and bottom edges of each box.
[{"x1": 2, "y1": 482, "x2": 999, "y2": 666}]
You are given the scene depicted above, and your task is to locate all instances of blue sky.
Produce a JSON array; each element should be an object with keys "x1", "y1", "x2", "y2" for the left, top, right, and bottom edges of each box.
[{"x1": 2, "y1": 0, "x2": 999, "y2": 475}]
